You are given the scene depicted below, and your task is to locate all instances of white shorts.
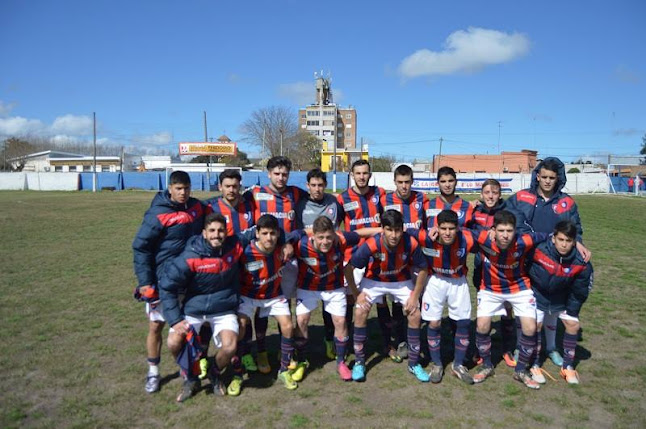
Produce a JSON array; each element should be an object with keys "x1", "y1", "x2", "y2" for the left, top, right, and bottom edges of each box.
[
  {"x1": 238, "y1": 296, "x2": 291, "y2": 319},
  {"x1": 343, "y1": 264, "x2": 365, "y2": 295},
  {"x1": 477, "y1": 289, "x2": 537, "y2": 319},
  {"x1": 360, "y1": 278, "x2": 414, "y2": 306},
  {"x1": 296, "y1": 288, "x2": 347, "y2": 317},
  {"x1": 536, "y1": 309, "x2": 579, "y2": 325},
  {"x1": 181, "y1": 313, "x2": 239, "y2": 349},
  {"x1": 281, "y1": 259, "x2": 299, "y2": 299},
  {"x1": 421, "y1": 275, "x2": 471, "y2": 322},
  {"x1": 146, "y1": 302, "x2": 165, "y2": 323}
]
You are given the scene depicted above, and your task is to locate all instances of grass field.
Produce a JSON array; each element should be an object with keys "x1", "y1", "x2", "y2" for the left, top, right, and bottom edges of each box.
[{"x1": 1, "y1": 190, "x2": 645, "y2": 428}]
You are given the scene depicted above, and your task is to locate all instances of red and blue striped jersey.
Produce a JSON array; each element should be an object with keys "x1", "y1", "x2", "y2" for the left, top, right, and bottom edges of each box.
[
  {"x1": 240, "y1": 241, "x2": 286, "y2": 299},
  {"x1": 407, "y1": 229, "x2": 478, "y2": 278},
  {"x1": 382, "y1": 191, "x2": 429, "y2": 230},
  {"x1": 294, "y1": 231, "x2": 361, "y2": 291},
  {"x1": 476, "y1": 231, "x2": 548, "y2": 294},
  {"x1": 205, "y1": 194, "x2": 255, "y2": 236},
  {"x1": 351, "y1": 232, "x2": 426, "y2": 282},
  {"x1": 248, "y1": 185, "x2": 307, "y2": 233},
  {"x1": 426, "y1": 196, "x2": 474, "y2": 229},
  {"x1": 337, "y1": 186, "x2": 386, "y2": 260}
]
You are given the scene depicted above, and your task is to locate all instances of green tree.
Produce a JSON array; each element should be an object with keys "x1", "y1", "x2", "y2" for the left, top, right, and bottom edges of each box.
[
  {"x1": 370, "y1": 155, "x2": 396, "y2": 172},
  {"x1": 290, "y1": 132, "x2": 321, "y2": 171}
]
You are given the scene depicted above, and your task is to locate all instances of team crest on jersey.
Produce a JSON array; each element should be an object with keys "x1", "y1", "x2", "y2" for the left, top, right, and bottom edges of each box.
[
  {"x1": 244, "y1": 212, "x2": 251, "y2": 220},
  {"x1": 327, "y1": 207, "x2": 334, "y2": 215},
  {"x1": 385, "y1": 204, "x2": 401, "y2": 212},
  {"x1": 287, "y1": 210, "x2": 295, "y2": 220},
  {"x1": 422, "y1": 247, "x2": 440, "y2": 258},
  {"x1": 414, "y1": 202, "x2": 420, "y2": 210},
  {"x1": 423, "y1": 302, "x2": 430, "y2": 311},
  {"x1": 190, "y1": 210, "x2": 197, "y2": 218},
  {"x1": 255, "y1": 193, "x2": 274, "y2": 201},
  {"x1": 455, "y1": 210, "x2": 464, "y2": 219},
  {"x1": 564, "y1": 267, "x2": 571, "y2": 274},
  {"x1": 224, "y1": 215, "x2": 230, "y2": 223},
  {"x1": 371, "y1": 196, "x2": 379, "y2": 204},
  {"x1": 226, "y1": 256, "x2": 233, "y2": 263},
  {"x1": 246, "y1": 260, "x2": 264, "y2": 272},
  {"x1": 401, "y1": 254, "x2": 408, "y2": 261},
  {"x1": 415, "y1": 220, "x2": 422, "y2": 229},
  {"x1": 343, "y1": 201, "x2": 360, "y2": 211},
  {"x1": 303, "y1": 257, "x2": 318, "y2": 266},
  {"x1": 513, "y1": 252, "x2": 520, "y2": 258},
  {"x1": 455, "y1": 249, "x2": 466, "y2": 257}
]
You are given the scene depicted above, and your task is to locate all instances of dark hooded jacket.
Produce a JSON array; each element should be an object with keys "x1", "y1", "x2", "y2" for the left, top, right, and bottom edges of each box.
[
  {"x1": 132, "y1": 191, "x2": 205, "y2": 287},
  {"x1": 507, "y1": 157, "x2": 583, "y2": 241},
  {"x1": 529, "y1": 239, "x2": 593, "y2": 317}
]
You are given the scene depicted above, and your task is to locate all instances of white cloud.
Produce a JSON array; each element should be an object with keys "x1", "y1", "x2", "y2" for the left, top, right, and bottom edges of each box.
[
  {"x1": 0, "y1": 100, "x2": 17, "y2": 116},
  {"x1": 50, "y1": 114, "x2": 94, "y2": 135},
  {"x1": 398, "y1": 27, "x2": 530, "y2": 79},
  {"x1": 133, "y1": 131, "x2": 172, "y2": 146},
  {"x1": 0, "y1": 116, "x2": 45, "y2": 136}
]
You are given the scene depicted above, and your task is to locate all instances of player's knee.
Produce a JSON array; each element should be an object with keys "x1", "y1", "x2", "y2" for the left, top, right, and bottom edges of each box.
[
  {"x1": 428, "y1": 320, "x2": 441, "y2": 329},
  {"x1": 476, "y1": 319, "x2": 491, "y2": 334},
  {"x1": 407, "y1": 311, "x2": 421, "y2": 326},
  {"x1": 149, "y1": 320, "x2": 164, "y2": 335},
  {"x1": 563, "y1": 319, "x2": 580, "y2": 334}
]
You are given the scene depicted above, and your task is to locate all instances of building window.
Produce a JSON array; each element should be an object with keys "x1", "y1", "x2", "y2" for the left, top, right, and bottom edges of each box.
[
  {"x1": 345, "y1": 132, "x2": 352, "y2": 137},
  {"x1": 83, "y1": 165, "x2": 92, "y2": 172},
  {"x1": 338, "y1": 132, "x2": 343, "y2": 138},
  {"x1": 337, "y1": 123, "x2": 343, "y2": 128},
  {"x1": 323, "y1": 110, "x2": 335, "y2": 116},
  {"x1": 54, "y1": 166, "x2": 63, "y2": 172},
  {"x1": 301, "y1": 114, "x2": 306, "y2": 119},
  {"x1": 322, "y1": 120, "x2": 334, "y2": 126},
  {"x1": 309, "y1": 130, "x2": 319, "y2": 136},
  {"x1": 345, "y1": 124, "x2": 352, "y2": 128},
  {"x1": 345, "y1": 113, "x2": 352, "y2": 119},
  {"x1": 307, "y1": 120, "x2": 320, "y2": 126},
  {"x1": 307, "y1": 110, "x2": 320, "y2": 116}
]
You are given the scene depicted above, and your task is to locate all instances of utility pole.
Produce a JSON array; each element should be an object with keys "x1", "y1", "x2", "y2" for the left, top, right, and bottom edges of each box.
[
  {"x1": 437, "y1": 137, "x2": 443, "y2": 172},
  {"x1": 93, "y1": 112, "x2": 97, "y2": 193},
  {"x1": 204, "y1": 111, "x2": 210, "y2": 190}
]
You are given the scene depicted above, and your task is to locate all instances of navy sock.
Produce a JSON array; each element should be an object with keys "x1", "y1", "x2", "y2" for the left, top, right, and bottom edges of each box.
[
  {"x1": 334, "y1": 336, "x2": 349, "y2": 364},
  {"x1": 353, "y1": 326, "x2": 368, "y2": 365},
  {"x1": 280, "y1": 336, "x2": 294, "y2": 372},
  {"x1": 427, "y1": 325, "x2": 442, "y2": 365},
  {"x1": 476, "y1": 332, "x2": 492, "y2": 367},
  {"x1": 294, "y1": 336, "x2": 308, "y2": 362},
  {"x1": 407, "y1": 327, "x2": 421, "y2": 367},
  {"x1": 516, "y1": 333, "x2": 536, "y2": 373},
  {"x1": 454, "y1": 319, "x2": 470, "y2": 367},
  {"x1": 562, "y1": 332, "x2": 578, "y2": 368}
]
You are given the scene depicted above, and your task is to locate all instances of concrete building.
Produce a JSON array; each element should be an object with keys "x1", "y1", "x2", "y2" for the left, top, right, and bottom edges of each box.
[
  {"x1": 298, "y1": 75, "x2": 368, "y2": 172},
  {"x1": 10, "y1": 150, "x2": 121, "y2": 172},
  {"x1": 432, "y1": 150, "x2": 538, "y2": 173}
]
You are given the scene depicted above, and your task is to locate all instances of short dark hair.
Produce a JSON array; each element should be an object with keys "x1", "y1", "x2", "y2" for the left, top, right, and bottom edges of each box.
[
  {"x1": 437, "y1": 210, "x2": 458, "y2": 226},
  {"x1": 493, "y1": 210, "x2": 516, "y2": 228},
  {"x1": 204, "y1": 212, "x2": 226, "y2": 228},
  {"x1": 381, "y1": 209, "x2": 403, "y2": 229},
  {"x1": 307, "y1": 168, "x2": 327, "y2": 184},
  {"x1": 256, "y1": 214, "x2": 279, "y2": 231},
  {"x1": 540, "y1": 158, "x2": 561, "y2": 174},
  {"x1": 351, "y1": 159, "x2": 371, "y2": 173},
  {"x1": 219, "y1": 169, "x2": 242, "y2": 183},
  {"x1": 553, "y1": 220, "x2": 577, "y2": 239},
  {"x1": 437, "y1": 166, "x2": 456, "y2": 181},
  {"x1": 312, "y1": 216, "x2": 335, "y2": 233},
  {"x1": 267, "y1": 156, "x2": 292, "y2": 172},
  {"x1": 481, "y1": 178, "x2": 501, "y2": 190},
  {"x1": 394, "y1": 164, "x2": 413, "y2": 180},
  {"x1": 169, "y1": 170, "x2": 191, "y2": 186}
]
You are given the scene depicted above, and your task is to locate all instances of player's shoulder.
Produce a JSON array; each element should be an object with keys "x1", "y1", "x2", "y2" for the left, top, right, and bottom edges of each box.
[{"x1": 514, "y1": 189, "x2": 537, "y2": 205}]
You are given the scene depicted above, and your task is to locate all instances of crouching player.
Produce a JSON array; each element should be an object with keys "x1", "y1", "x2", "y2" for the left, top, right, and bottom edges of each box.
[
  {"x1": 408, "y1": 210, "x2": 479, "y2": 384},
  {"x1": 291, "y1": 216, "x2": 379, "y2": 381},
  {"x1": 345, "y1": 210, "x2": 430, "y2": 382},
  {"x1": 472, "y1": 210, "x2": 548, "y2": 389},
  {"x1": 160, "y1": 213, "x2": 244, "y2": 402},
  {"x1": 528, "y1": 221, "x2": 593, "y2": 385},
  {"x1": 237, "y1": 214, "x2": 299, "y2": 391}
]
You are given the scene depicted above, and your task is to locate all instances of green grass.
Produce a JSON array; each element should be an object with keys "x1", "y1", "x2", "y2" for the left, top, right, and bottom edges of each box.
[{"x1": 0, "y1": 191, "x2": 645, "y2": 428}]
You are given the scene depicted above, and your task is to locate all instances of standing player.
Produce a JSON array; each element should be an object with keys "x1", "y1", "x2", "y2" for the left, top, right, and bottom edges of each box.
[
  {"x1": 337, "y1": 160, "x2": 395, "y2": 360},
  {"x1": 294, "y1": 168, "x2": 342, "y2": 360},
  {"x1": 237, "y1": 215, "x2": 300, "y2": 391},
  {"x1": 528, "y1": 221, "x2": 593, "y2": 385},
  {"x1": 408, "y1": 210, "x2": 479, "y2": 384},
  {"x1": 205, "y1": 169, "x2": 258, "y2": 374},
  {"x1": 160, "y1": 213, "x2": 244, "y2": 402},
  {"x1": 426, "y1": 166, "x2": 474, "y2": 229},
  {"x1": 507, "y1": 157, "x2": 588, "y2": 367},
  {"x1": 247, "y1": 156, "x2": 307, "y2": 373},
  {"x1": 381, "y1": 164, "x2": 429, "y2": 359},
  {"x1": 470, "y1": 179, "x2": 517, "y2": 367},
  {"x1": 471, "y1": 210, "x2": 548, "y2": 389},
  {"x1": 132, "y1": 170, "x2": 205, "y2": 394},
  {"x1": 345, "y1": 210, "x2": 430, "y2": 382}
]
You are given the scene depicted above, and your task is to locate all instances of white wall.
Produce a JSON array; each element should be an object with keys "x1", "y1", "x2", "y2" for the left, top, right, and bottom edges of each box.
[{"x1": 0, "y1": 173, "x2": 79, "y2": 191}]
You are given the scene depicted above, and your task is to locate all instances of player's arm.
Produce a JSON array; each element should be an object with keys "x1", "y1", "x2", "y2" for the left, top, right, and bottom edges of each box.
[
  {"x1": 354, "y1": 227, "x2": 382, "y2": 238},
  {"x1": 132, "y1": 214, "x2": 162, "y2": 288},
  {"x1": 506, "y1": 193, "x2": 534, "y2": 234},
  {"x1": 569, "y1": 201, "x2": 584, "y2": 243},
  {"x1": 159, "y1": 255, "x2": 192, "y2": 334},
  {"x1": 345, "y1": 241, "x2": 371, "y2": 301},
  {"x1": 565, "y1": 263, "x2": 593, "y2": 318}
]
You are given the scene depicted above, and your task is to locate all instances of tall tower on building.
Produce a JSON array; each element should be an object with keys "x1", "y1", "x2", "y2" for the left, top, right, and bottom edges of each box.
[{"x1": 298, "y1": 73, "x2": 367, "y2": 172}]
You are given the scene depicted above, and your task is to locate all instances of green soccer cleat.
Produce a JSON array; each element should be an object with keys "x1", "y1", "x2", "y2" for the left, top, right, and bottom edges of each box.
[
  {"x1": 242, "y1": 353, "x2": 258, "y2": 373},
  {"x1": 227, "y1": 375, "x2": 243, "y2": 396},
  {"x1": 278, "y1": 370, "x2": 298, "y2": 390}
]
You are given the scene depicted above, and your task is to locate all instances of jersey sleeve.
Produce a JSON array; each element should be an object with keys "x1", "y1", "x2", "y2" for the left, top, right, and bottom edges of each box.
[
  {"x1": 565, "y1": 263, "x2": 593, "y2": 317},
  {"x1": 159, "y1": 255, "x2": 191, "y2": 327},
  {"x1": 410, "y1": 238, "x2": 427, "y2": 269},
  {"x1": 462, "y1": 229, "x2": 479, "y2": 253},
  {"x1": 350, "y1": 238, "x2": 373, "y2": 269},
  {"x1": 132, "y1": 212, "x2": 163, "y2": 287},
  {"x1": 341, "y1": 231, "x2": 361, "y2": 247}
]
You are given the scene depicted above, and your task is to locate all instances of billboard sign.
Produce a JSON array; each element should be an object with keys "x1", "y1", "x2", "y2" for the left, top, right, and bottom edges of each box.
[{"x1": 178, "y1": 142, "x2": 237, "y2": 156}]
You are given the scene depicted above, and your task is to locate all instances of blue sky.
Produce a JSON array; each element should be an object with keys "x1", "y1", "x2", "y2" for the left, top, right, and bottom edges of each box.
[{"x1": 1, "y1": 0, "x2": 644, "y2": 162}]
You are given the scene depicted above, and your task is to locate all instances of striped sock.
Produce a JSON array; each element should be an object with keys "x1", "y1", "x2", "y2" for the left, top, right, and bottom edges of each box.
[
  {"x1": 407, "y1": 327, "x2": 421, "y2": 367},
  {"x1": 476, "y1": 332, "x2": 492, "y2": 367},
  {"x1": 454, "y1": 319, "x2": 470, "y2": 366},
  {"x1": 516, "y1": 333, "x2": 536, "y2": 373},
  {"x1": 427, "y1": 325, "x2": 442, "y2": 365},
  {"x1": 294, "y1": 336, "x2": 308, "y2": 362},
  {"x1": 353, "y1": 326, "x2": 368, "y2": 365},
  {"x1": 280, "y1": 336, "x2": 294, "y2": 372},
  {"x1": 334, "y1": 336, "x2": 349, "y2": 364},
  {"x1": 562, "y1": 332, "x2": 578, "y2": 368}
]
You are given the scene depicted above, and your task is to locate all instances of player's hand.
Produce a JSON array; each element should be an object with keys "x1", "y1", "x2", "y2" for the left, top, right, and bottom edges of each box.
[
  {"x1": 428, "y1": 226, "x2": 439, "y2": 241},
  {"x1": 282, "y1": 243, "x2": 295, "y2": 261},
  {"x1": 172, "y1": 320, "x2": 190, "y2": 336},
  {"x1": 469, "y1": 199, "x2": 481, "y2": 208},
  {"x1": 404, "y1": 295, "x2": 419, "y2": 315},
  {"x1": 576, "y1": 242, "x2": 592, "y2": 262},
  {"x1": 487, "y1": 228, "x2": 495, "y2": 241},
  {"x1": 355, "y1": 293, "x2": 369, "y2": 311}
]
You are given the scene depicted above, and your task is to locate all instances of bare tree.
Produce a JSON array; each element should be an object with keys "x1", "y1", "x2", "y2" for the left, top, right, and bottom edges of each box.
[{"x1": 239, "y1": 106, "x2": 298, "y2": 158}]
